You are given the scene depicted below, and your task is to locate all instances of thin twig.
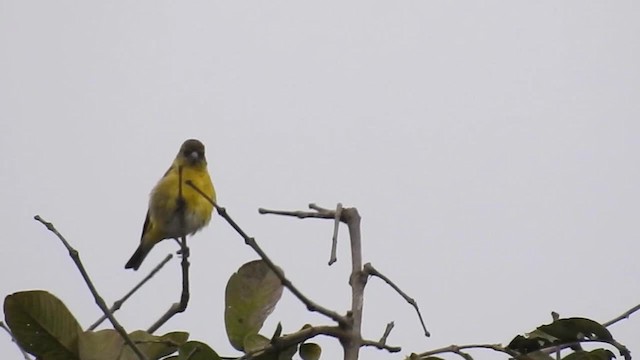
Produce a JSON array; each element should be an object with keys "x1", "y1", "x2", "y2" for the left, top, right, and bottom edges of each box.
[
  {"x1": 89, "y1": 254, "x2": 173, "y2": 330},
  {"x1": 259, "y1": 203, "x2": 338, "y2": 220},
  {"x1": 378, "y1": 322, "x2": 394, "y2": 345},
  {"x1": 604, "y1": 303, "x2": 640, "y2": 327},
  {"x1": 239, "y1": 325, "x2": 344, "y2": 359},
  {"x1": 360, "y1": 321, "x2": 402, "y2": 353},
  {"x1": 187, "y1": 183, "x2": 348, "y2": 326},
  {"x1": 148, "y1": 167, "x2": 190, "y2": 334},
  {"x1": 363, "y1": 263, "x2": 430, "y2": 337},
  {"x1": 416, "y1": 343, "x2": 519, "y2": 359},
  {"x1": 328, "y1": 203, "x2": 342, "y2": 265},
  {"x1": 33, "y1": 216, "x2": 147, "y2": 360},
  {"x1": 0, "y1": 321, "x2": 31, "y2": 360},
  {"x1": 361, "y1": 339, "x2": 402, "y2": 353}
]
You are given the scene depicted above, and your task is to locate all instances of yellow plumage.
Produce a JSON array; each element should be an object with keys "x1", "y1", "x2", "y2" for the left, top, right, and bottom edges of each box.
[{"x1": 125, "y1": 139, "x2": 216, "y2": 270}]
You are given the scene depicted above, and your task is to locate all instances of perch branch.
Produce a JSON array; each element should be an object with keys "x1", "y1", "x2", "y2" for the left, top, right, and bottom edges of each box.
[
  {"x1": 186, "y1": 183, "x2": 347, "y2": 326},
  {"x1": 89, "y1": 254, "x2": 173, "y2": 330},
  {"x1": 0, "y1": 321, "x2": 31, "y2": 360},
  {"x1": 416, "y1": 343, "x2": 519, "y2": 359},
  {"x1": 33, "y1": 216, "x2": 147, "y2": 360},
  {"x1": 148, "y1": 166, "x2": 190, "y2": 334},
  {"x1": 363, "y1": 263, "x2": 430, "y2": 337}
]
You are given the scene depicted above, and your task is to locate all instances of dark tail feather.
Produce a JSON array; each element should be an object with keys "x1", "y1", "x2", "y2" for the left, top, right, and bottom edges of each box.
[{"x1": 125, "y1": 243, "x2": 150, "y2": 270}]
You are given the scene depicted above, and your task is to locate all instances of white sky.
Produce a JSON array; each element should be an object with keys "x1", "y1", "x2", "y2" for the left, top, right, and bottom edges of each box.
[{"x1": 1, "y1": 2, "x2": 639, "y2": 359}]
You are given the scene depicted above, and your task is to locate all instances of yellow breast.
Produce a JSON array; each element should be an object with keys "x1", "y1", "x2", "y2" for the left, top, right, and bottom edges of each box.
[{"x1": 147, "y1": 164, "x2": 216, "y2": 241}]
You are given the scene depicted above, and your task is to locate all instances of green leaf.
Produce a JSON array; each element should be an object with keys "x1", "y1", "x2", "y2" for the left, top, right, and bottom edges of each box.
[
  {"x1": 125, "y1": 330, "x2": 188, "y2": 360},
  {"x1": 78, "y1": 329, "x2": 124, "y2": 360},
  {"x1": 244, "y1": 333, "x2": 271, "y2": 354},
  {"x1": 276, "y1": 343, "x2": 298, "y2": 360},
  {"x1": 538, "y1": 318, "x2": 612, "y2": 342},
  {"x1": 562, "y1": 349, "x2": 616, "y2": 360},
  {"x1": 299, "y1": 342, "x2": 321, "y2": 360},
  {"x1": 521, "y1": 352, "x2": 555, "y2": 360},
  {"x1": 4, "y1": 290, "x2": 82, "y2": 360},
  {"x1": 79, "y1": 329, "x2": 188, "y2": 360},
  {"x1": 507, "y1": 334, "x2": 553, "y2": 353},
  {"x1": 508, "y1": 317, "x2": 614, "y2": 355},
  {"x1": 242, "y1": 333, "x2": 297, "y2": 360},
  {"x1": 225, "y1": 260, "x2": 284, "y2": 351},
  {"x1": 177, "y1": 341, "x2": 221, "y2": 360}
]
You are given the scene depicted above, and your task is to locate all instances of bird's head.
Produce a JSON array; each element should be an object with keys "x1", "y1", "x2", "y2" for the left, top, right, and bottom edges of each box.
[{"x1": 178, "y1": 139, "x2": 207, "y2": 166}]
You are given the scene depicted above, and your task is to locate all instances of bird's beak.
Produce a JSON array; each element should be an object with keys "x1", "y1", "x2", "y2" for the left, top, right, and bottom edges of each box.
[{"x1": 189, "y1": 151, "x2": 199, "y2": 161}]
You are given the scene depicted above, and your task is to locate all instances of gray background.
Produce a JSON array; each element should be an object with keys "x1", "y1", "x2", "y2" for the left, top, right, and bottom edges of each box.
[{"x1": 1, "y1": 1, "x2": 639, "y2": 359}]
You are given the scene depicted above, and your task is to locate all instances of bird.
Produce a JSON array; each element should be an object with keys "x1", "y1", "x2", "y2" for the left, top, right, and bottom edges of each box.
[{"x1": 125, "y1": 139, "x2": 216, "y2": 270}]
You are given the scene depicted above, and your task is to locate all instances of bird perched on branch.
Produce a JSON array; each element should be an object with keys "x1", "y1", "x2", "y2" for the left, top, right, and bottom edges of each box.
[{"x1": 125, "y1": 139, "x2": 216, "y2": 270}]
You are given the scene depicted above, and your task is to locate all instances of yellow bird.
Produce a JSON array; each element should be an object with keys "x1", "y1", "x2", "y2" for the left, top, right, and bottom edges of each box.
[{"x1": 125, "y1": 139, "x2": 216, "y2": 270}]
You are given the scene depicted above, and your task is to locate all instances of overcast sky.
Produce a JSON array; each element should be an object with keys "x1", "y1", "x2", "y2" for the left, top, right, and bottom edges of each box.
[{"x1": 1, "y1": 2, "x2": 639, "y2": 359}]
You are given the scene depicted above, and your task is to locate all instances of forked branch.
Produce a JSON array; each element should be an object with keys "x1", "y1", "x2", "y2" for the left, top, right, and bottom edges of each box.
[
  {"x1": 363, "y1": 263, "x2": 430, "y2": 337},
  {"x1": 89, "y1": 254, "x2": 173, "y2": 330},
  {"x1": 33, "y1": 216, "x2": 147, "y2": 360},
  {"x1": 185, "y1": 183, "x2": 347, "y2": 326}
]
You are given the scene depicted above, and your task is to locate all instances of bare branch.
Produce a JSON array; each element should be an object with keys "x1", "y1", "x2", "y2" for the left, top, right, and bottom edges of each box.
[
  {"x1": 0, "y1": 321, "x2": 31, "y2": 360},
  {"x1": 258, "y1": 207, "x2": 335, "y2": 219},
  {"x1": 89, "y1": 254, "x2": 173, "y2": 330},
  {"x1": 378, "y1": 321, "x2": 394, "y2": 345},
  {"x1": 363, "y1": 263, "x2": 430, "y2": 337},
  {"x1": 239, "y1": 325, "x2": 344, "y2": 359},
  {"x1": 604, "y1": 303, "x2": 640, "y2": 327},
  {"x1": 328, "y1": 203, "x2": 342, "y2": 265},
  {"x1": 145, "y1": 245, "x2": 189, "y2": 333},
  {"x1": 415, "y1": 343, "x2": 519, "y2": 359},
  {"x1": 259, "y1": 205, "x2": 392, "y2": 360},
  {"x1": 260, "y1": 203, "x2": 342, "y2": 265},
  {"x1": 187, "y1": 184, "x2": 348, "y2": 326},
  {"x1": 344, "y1": 207, "x2": 365, "y2": 360},
  {"x1": 358, "y1": 322, "x2": 402, "y2": 353},
  {"x1": 33, "y1": 216, "x2": 147, "y2": 360},
  {"x1": 361, "y1": 339, "x2": 402, "y2": 353}
]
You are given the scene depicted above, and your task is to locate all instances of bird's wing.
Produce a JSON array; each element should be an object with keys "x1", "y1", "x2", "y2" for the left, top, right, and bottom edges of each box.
[{"x1": 140, "y1": 210, "x2": 152, "y2": 241}]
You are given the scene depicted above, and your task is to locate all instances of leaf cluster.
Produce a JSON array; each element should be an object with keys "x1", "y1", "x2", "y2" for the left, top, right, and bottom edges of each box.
[{"x1": 3, "y1": 260, "x2": 321, "y2": 360}]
